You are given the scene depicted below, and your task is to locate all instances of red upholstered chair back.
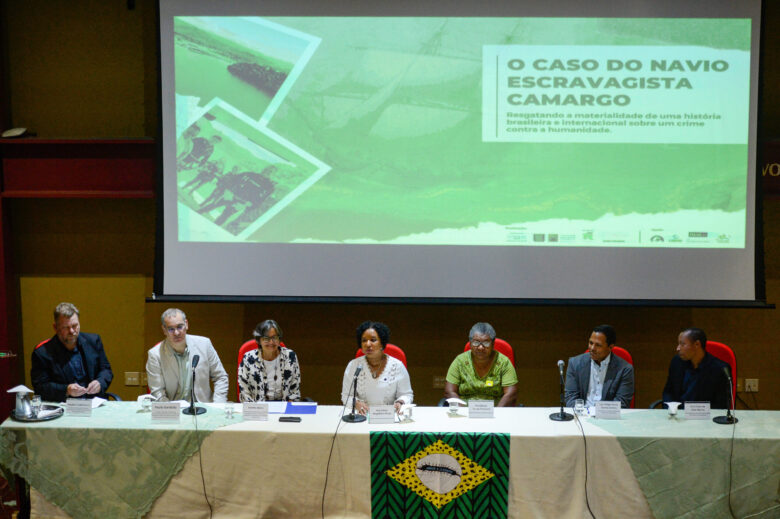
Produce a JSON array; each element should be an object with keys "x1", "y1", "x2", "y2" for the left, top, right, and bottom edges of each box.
[
  {"x1": 706, "y1": 341, "x2": 737, "y2": 399},
  {"x1": 237, "y1": 339, "x2": 286, "y2": 400},
  {"x1": 355, "y1": 343, "x2": 407, "y2": 367},
  {"x1": 611, "y1": 346, "x2": 634, "y2": 408},
  {"x1": 464, "y1": 338, "x2": 515, "y2": 367},
  {"x1": 611, "y1": 346, "x2": 632, "y2": 366}
]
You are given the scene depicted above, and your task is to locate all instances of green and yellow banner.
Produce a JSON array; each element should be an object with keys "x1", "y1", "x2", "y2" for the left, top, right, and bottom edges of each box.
[{"x1": 370, "y1": 432, "x2": 509, "y2": 519}]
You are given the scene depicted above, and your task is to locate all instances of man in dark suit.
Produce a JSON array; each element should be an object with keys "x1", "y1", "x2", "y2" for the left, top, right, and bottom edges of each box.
[
  {"x1": 31, "y1": 302, "x2": 114, "y2": 402},
  {"x1": 565, "y1": 324, "x2": 634, "y2": 409},
  {"x1": 662, "y1": 327, "x2": 729, "y2": 409}
]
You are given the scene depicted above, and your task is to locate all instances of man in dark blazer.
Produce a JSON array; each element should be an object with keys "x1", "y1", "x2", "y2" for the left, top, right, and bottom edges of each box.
[
  {"x1": 31, "y1": 302, "x2": 114, "y2": 402},
  {"x1": 662, "y1": 327, "x2": 729, "y2": 409},
  {"x1": 565, "y1": 324, "x2": 634, "y2": 409}
]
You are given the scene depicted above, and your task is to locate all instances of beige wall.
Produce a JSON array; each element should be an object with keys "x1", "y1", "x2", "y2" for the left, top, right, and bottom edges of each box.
[{"x1": 5, "y1": 1, "x2": 780, "y2": 408}]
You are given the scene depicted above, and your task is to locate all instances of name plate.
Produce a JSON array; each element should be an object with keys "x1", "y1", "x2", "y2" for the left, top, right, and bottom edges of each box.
[
  {"x1": 151, "y1": 402, "x2": 181, "y2": 422},
  {"x1": 683, "y1": 402, "x2": 711, "y2": 420},
  {"x1": 468, "y1": 400, "x2": 494, "y2": 418},
  {"x1": 243, "y1": 402, "x2": 269, "y2": 421},
  {"x1": 66, "y1": 398, "x2": 92, "y2": 417},
  {"x1": 369, "y1": 405, "x2": 395, "y2": 424},
  {"x1": 594, "y1": 401, "x2": 621, "y2": 420}
]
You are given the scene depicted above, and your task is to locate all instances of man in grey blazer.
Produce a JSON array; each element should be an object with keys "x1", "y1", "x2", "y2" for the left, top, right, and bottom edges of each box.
[
  {"x1": 146, "y1": 308, "x2": 229, "y2": 403},
  {"x1": 564, "y1": 324, "x2": 634, "y2": 409}
]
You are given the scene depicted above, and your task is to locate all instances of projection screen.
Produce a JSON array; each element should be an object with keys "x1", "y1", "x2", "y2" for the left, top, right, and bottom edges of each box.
[{"x1": 157, "y1": 0, "x2": 764, "y2": 302}]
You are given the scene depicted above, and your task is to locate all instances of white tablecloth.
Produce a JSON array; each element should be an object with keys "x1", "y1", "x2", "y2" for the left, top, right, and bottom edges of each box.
[{"x1": 31, "y1": 405, "x2": 653, "y2": 518}]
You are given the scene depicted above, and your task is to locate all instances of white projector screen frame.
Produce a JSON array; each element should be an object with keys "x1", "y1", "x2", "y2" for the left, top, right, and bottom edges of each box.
[{"x1": 157, "y1": 0, "x2": 764, "y2": 303}]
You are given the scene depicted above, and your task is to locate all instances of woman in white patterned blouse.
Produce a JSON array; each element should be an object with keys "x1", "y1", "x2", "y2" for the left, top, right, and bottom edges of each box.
[{"x1": 239, "y1": 320, "x2": 301, "y2": 402}]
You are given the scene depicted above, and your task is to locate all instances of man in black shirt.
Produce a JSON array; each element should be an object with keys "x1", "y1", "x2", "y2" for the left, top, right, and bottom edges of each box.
[{"x1": 662, "y1": 327, "x2": 730, "y2": 409}]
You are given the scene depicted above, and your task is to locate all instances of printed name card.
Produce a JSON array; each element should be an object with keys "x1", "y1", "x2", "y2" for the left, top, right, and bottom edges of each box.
[
  {"x1": 369, "y1": 405, "x2": 396, "y2": 424},
  {"x1": 151, "y1": 402, "x2": 181, "y2": 422},
  {"x1": 243, "y1": 402, "x2": 269, "y2": 421},
  {"x1": 594, "y1": 401, "x2": 621, "y2": 420},
  {"x1": 66, "y1": 398, "x2": 92, "y2": 417},
  {"x1": 683, "y1": 402, "x2": 711, "y2": 420},
  {"x1": 468, "y1": 400, "x2": 495, "y2": 418}
]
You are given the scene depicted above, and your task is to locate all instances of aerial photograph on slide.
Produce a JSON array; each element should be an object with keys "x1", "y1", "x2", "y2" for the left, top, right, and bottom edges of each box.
[{"x1": 173, "y1": 16, "x2": 750, "y2": 248}]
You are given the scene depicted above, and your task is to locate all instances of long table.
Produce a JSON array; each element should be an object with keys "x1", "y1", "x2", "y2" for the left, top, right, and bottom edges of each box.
[{"x1": 2, "y1": 403, "x2": 779, "y2": 518}]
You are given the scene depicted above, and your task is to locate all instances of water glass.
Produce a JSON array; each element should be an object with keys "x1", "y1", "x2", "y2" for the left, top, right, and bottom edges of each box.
[
  {"x1": 224, "y1": 402, "x2": 234, "y2": 419},
  {"x1": 31, "y1": 395, "x2": 42, "y2": 418},
  {"x1": 141, "y1": 396, "x2": 152, "y2": 412},
  {"x1": 574, "y1": 399, "x2": 586, "y2": 416}
]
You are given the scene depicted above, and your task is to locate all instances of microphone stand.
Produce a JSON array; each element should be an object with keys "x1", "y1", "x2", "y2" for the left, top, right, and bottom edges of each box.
[
  {"x1": 182, "y1": 365, "x2": 206, "y2": 415},
  {"x1": 713, "y1": 370, "x2": 738, "y2": 425},
  {"x1": 549, "y1": 364, "x2": 573, "y2": 422},
  {"x1": 342, "y1": 370, "x2": 366, "y2": 423}
]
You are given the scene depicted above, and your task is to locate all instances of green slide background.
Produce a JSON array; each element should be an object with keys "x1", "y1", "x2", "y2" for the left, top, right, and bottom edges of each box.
[{"x1": 174, "y1": 17, "x2": 750, "y2": 245}]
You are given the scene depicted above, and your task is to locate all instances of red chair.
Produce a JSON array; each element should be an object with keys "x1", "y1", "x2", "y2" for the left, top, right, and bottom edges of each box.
[
  {"x1": 612, "y1": 346, "x2": 634, "y2": 409},
  {"x1": 706, "y1": 341, "x2": 737, "y2": 400},
  {"x1": 355, "y1": 343, "x2": 407, "y2": 367},
  {"x1": 237, "y1": 339, "x2": 287, "y2": 400},
  {"x1": 464, "y1": 338, "x2": 515, "y2": 367}
]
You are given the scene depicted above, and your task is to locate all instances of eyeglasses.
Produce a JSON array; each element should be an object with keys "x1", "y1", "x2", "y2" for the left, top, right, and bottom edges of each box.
[
  {"x1": 165, "y1": 323, "x2": 186, "y2": 334},
  {"x1": 470, "y1": 340, "x2": 492, "y2": 349},
  {"x1": 258, "y1": 335, "x2": 281, "y2": 343}
]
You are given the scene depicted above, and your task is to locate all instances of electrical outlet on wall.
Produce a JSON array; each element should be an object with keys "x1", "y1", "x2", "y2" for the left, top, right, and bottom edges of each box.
[{"x1": 744, "y1": 378, "x2": 759, "y2": 392}]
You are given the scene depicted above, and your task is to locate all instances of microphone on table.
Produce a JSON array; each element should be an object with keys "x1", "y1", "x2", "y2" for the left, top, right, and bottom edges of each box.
[
  {"x1": 713, "y1": 366, "x2": 738, "y2": 425},
  {"x1": 549, "y1": 359, "x2": 574, "y2": 422},
  {"x1": 342, "y1": 365, "x2": 366, "y2": 423},
  {"x1": 183, "y1": 354, "x2": 206, "y2": 415}
]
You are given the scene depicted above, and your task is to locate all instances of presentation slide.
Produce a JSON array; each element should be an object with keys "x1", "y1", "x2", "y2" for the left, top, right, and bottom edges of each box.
[
  {"x1": 173, "y1": 16, "x2": 748, "y2": 248},
  {"x1": 158, "y1": 0, "x2": 762, "y2": 301}
]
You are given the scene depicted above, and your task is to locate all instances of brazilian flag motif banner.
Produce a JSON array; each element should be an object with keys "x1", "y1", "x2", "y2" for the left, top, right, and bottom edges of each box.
[{"x1": 370, "y1": 432, "x2": 509, "y2": 519}]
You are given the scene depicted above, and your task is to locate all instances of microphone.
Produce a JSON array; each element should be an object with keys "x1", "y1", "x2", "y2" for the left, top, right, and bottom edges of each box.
[
  {"x1": 182, "y1": 353, "x2": 206, "y2": 415},
  {"x1": 713, "y1": 365, "x2": 738, "y2": 425},
  {"x1": 549, "y1": 359, "x2": 573, "y2": 422},
  {"x1": 342, "y1": 364, "x2": 367, "y2": 423}
]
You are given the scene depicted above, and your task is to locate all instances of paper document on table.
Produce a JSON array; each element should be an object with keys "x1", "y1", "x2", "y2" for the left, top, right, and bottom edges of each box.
[
  {"x1": 91, "y1": 397, "x2": 107, "y2": 408},
  {"x1": 267, "y1": 401, "x2": 287, "y2": 413}
]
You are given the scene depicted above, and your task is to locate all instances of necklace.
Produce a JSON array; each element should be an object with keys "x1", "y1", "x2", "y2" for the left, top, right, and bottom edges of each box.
[
  {"x1": 367, "y1": 354, "x2": 387, "y2": 379},
  {"x1": 262, "y1": 354, "x2": 281, "y2": 401}
]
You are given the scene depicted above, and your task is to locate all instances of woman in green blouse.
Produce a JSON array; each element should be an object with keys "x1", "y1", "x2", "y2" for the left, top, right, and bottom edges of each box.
[{"x1": 444, "y1": 322, "x2": 518, "y2": 406}]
